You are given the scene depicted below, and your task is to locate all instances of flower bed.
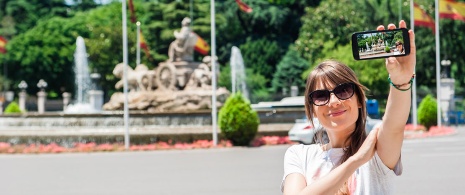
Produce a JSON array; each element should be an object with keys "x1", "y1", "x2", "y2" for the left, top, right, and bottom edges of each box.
[{"x1": 0, "y1": 136, "x2": 296, "y2": 154}]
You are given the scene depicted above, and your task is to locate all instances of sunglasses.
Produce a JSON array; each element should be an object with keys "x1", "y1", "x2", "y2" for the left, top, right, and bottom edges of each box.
[{"x1": 308, "y1": 83, "x2": 356, "y2": 106}]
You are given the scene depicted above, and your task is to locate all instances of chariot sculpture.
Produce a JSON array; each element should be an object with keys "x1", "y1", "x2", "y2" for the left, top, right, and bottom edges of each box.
[{"x1": 103, "y1": 17, "x2": 229, "y2": 112}]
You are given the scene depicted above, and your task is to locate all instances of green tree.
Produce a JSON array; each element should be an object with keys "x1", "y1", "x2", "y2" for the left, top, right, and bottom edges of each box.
[{"x1": 272, "y1": 47, "x2": 309, "y2": 95}]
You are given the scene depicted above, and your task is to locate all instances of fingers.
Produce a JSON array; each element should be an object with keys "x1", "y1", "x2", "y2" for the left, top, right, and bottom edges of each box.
[
  {"x1": 409, "y1": 29, "x2": 416, "y2": 54},
  {"x1": 399, "y1": 20, "x2": 407, "y2": 29},
  {"x1": 367, "y1": 125, "x2": 379, "y2": 139},
  {"x1": 387, "y1": 24, "x2": 396, "y2": 30},
  {"x1": 380, "y1": 20, "x2": 407, "y2": 31}
]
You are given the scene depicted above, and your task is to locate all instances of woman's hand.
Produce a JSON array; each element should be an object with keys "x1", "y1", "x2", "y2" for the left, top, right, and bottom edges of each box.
[
  {"x1": 377, "y1": 20, "x2": 416, "y2": 85},
  {"x1": 350, "y1": 128, "x2": 378, "y2": 165}
]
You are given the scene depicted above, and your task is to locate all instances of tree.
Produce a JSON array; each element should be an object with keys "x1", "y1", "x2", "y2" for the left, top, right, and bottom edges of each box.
[{"x1": 272, "y1": 47, "x2": 309, "y2": 95}]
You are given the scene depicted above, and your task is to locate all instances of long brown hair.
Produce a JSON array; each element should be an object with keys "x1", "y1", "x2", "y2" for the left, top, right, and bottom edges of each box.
[{"x1": 304, "y1": 60, "x2": 368, "y2": 194}]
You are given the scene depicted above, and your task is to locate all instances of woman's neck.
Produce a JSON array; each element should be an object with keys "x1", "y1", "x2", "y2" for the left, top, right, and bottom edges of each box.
[{"x1": 326, "y1": 130, "x2": 353, "y2": 149}]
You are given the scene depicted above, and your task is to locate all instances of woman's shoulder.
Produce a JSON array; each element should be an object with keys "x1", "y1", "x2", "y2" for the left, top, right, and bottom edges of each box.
[{"x1": 285, "y1": 144, "x2": 322, "y2": 156}]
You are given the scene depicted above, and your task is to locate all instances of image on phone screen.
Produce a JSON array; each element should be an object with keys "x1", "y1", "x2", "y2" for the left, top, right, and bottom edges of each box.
[{"x1": 352, "y1": 28, "x2": 410, "y2": 60}]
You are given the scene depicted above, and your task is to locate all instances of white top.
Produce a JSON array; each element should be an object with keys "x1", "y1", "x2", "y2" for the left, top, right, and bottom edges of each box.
[{"x1": 282, "y1": 144, "x2": 402, "y2": 194}]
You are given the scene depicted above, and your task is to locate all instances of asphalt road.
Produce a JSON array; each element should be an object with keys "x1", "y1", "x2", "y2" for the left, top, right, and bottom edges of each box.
[{"x1": 0, "y1": 127, "x2": 464, "y2": 195}]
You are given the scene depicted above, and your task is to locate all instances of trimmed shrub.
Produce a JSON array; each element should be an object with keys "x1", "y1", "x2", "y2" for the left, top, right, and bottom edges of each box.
[
  {"x1": 218, "y1": 92, "x2": 260, "y2": 146},
  {"x1": 385, "y1": 46, "x2": 391, "y2": 53},
  {"x1": 4, "y1": 101, "x2": 22, "y2": 114},
  {"x1": 418, "y1": 94, "x2": 437, "y2": 130}
]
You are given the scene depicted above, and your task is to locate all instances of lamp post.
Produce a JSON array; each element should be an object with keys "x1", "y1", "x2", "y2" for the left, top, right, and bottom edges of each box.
[
  {"x1": 36, "y1": 79, "x2": 47, "y2": 114},
  {"x1": 440, "y1": 59, "x2": 454, "y2": 125},
  {"x1": 18, "y1": 80, "x2": 28, "y2": 112},
  {"x1": 89, "y1": 72, "x2": 103, "y2": 111},
  {"x1": 441, "y1": 60, "x2": 451, "y2": 78}
]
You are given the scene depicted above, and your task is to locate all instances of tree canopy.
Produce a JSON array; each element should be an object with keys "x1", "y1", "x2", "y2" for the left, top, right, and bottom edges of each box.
[{"x1": 0, "y1": 0, "x2": 464, "y2": 107}]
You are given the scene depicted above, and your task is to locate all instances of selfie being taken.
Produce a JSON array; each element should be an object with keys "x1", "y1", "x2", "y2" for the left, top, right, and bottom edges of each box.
[{"x1": 282, "y1": 20, "x2": 415, "y2": 195}]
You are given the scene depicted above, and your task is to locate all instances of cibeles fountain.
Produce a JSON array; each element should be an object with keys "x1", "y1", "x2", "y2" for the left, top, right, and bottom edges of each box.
[
  {"x1": 0, "y1": 18, "x2": 233, "y2": 145},
  {"x1": 0, "y1": 18, "x2": 299, "y2": 145}
]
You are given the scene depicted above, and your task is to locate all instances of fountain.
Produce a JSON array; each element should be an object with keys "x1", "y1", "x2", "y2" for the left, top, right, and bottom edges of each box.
[
  {"x1": 64, "y1": 36, "x2": 99, "y2": 113},
  {"x1": 230, "y1": 46, "x2": 249, "y2": 99},
  {"x1": 0, "y1": 18, "x2": 296, "y2": 146}
]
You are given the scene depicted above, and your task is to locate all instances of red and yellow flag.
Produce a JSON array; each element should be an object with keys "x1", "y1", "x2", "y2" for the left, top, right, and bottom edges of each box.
[
  {"x1": 235, "y1": 0, "x2": 253, "y2": 13},
  {"x1": 0, "y1": 36, "x2": 7, "y2": 54},
  {"x1": 194, "y1": 33, "x2": 210, "y2": 56},
  {"x1": 128, "y1": 0, "x2": 137, "y2": 23},
  {"x1": 414, "y1": 3, "x2": 435, "y2": 31},
  {"x1": 139, "y1": 32, "x2": 152, "y2": 60},
  {"x1": 440, "y1": 0, "x2": 465, "y2": 22}
]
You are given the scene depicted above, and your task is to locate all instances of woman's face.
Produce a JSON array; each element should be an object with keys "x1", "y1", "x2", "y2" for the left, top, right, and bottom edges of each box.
[
  {"x1": 311, "y1": 80, "x2": 360, "y2": 134},
  {"x1": 397, "y1": 44, "x2": 402, "y2": 51}
]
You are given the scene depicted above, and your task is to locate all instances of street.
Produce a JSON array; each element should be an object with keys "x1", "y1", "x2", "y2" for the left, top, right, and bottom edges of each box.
[{"x1": 0, "y1": 127, "x2": 464, "y2": 195}]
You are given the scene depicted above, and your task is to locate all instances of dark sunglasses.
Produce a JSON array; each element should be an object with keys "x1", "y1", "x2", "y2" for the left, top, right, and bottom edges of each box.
[{"x1": 308, "y1": 83, "x2": 356, "y2": 106}]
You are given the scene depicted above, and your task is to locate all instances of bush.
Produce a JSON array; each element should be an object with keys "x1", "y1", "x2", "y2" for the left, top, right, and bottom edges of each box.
[
  {"x1": 385, "y1": 46, "x2": 391, "y2": 53},
  {"x1": 218, "y1": 92, "x2": 260, "y2": 146},
  {"x1": 4, "y1": 101, "x2": 22, "y2": 114},
  {"x1": 418, "y1": 94, "x2": 437, "y2": 130}
]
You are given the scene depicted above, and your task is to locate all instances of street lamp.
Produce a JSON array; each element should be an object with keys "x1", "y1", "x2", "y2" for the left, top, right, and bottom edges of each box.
[
  {"x1": 90, "y1": 72, "x2": 101, "y2": 90},
  {"x1": 441, "y1": 60, "x2": 451, "y2": 78},
  {"x1": 18, "y1": 80, "x2": 28, "y2": 112},
  {"x1": 37, "y1": 79, "x2": 47, "y2": 91},
  {"x1": 18, "y1": 80, "x2": 28, "y2": 92}
]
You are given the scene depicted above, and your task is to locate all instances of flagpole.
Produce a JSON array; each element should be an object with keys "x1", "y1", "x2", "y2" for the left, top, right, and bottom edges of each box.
[
  {"x1": 210, "y1": 0, "x2": 218, "y2": 146},
  {"x1": 399, "y1": 0, "x2": 403, "y2": 21},
  {"x1": 410, "y1": 0, "x2": 418, "y2": 127},
  {"x1": 435, "y1": 0, "x2": 442, "y2": 127},
  {"x1": 136, "y1": 21, "x2": 141, "y2": 66},
  {"x1": 122, "y1": 0, "x2": 131, "y2": 149},
  {"x1": 190, "y1": 0, "x2": 194, "y2": 27}
]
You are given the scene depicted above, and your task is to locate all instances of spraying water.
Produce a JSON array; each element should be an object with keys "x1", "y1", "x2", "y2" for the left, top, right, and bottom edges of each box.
[
  {"x1": 64, "y1": 36, "x2": 97, "y2": 113},
  {"x1": 230, "y1": 46, "x2": 249, "y2": 99}
]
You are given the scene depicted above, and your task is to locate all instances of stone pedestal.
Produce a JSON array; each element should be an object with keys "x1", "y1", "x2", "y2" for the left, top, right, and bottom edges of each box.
[
  {"x1": 89, "y1": 90, "x2": 104, "y2": 111},
  {"x1": 440, "y1": 78, "x2": 455, "y2": 123},
  {"x1": 19, "y1": 91, "x2": 27, "y2": 112},
  {"x1": 62, "y1": 92, "x2": 71, "y2": 111},
  {"x1": 291, "y1": 86, "x2": 298, "y2": 97},
  {"x1": 37, "y1": 91, "x2": 47, "y2": 114}
]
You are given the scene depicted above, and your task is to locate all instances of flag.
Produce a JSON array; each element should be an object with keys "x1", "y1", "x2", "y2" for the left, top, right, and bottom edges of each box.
[
  {"x1": 194, "y1": 33, "x2": 210, "y2": 55},
  {"x1": 128, "y1": 0, "x2": 137, "y2": 23},
  {"x1": 413, "y1": 3, "x2": 435, "y2": 31},
  {"x1": 139, "y1": 32, "x2": 152, "y2": 60},
  {"x1": 0, "y1": 36, "x2": 7, "y2": 54},
  {"x1": 440, "y1": 0, "x2": 465, "y2": 22},
  {"x1": 235, "y1": 0, "x2": 253, "y2": 13}
]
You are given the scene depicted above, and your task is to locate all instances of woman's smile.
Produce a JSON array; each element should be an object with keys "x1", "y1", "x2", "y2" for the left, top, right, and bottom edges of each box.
[{"x1": 328, "y1": 109, "x2": 346, "y2": 117}]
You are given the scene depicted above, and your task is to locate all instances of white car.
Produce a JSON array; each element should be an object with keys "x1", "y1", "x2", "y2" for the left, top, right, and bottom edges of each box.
[{"x1": 288, "y1": 116, "x2": 382, "y2": 144}]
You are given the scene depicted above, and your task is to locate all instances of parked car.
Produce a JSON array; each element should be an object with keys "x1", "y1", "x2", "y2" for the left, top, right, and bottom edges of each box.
[{"x1": 288, "y1": 116, "x2": 382, "y2": 144}]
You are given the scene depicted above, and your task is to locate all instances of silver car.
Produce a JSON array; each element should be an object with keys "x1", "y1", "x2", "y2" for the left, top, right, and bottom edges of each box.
[{"x1": 288, "y1": 116, "x2": 382, "y2": 144}]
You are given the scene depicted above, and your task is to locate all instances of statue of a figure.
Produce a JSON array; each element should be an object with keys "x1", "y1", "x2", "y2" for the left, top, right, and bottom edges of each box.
[{"x1": 168, "y1": 17, "x2": 197, "y2": 62}]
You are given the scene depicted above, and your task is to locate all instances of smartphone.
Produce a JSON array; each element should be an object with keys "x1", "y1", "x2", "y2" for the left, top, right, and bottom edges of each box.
[{"x1": 352, "y1": 28, "x2": 410, "y2": 60}]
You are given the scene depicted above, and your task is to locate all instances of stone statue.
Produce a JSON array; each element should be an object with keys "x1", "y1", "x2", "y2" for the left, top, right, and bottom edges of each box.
[
  {"x1": 103, "y1": 17, "x2": 230, "y2": 112},
  {"x1": 113, "y1": 63, "x2": 156, "y2": 91},
  {"x1": 168, "y1": 17, "x2": 197, "y2": 62},
  {"x1": 184, "y1": 56, "x2": 219, "y2": 90}
]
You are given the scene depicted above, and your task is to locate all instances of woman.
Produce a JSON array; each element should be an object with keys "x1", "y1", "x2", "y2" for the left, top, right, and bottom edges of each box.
[
  {"x1": 282, "y1": 20, "x2": 415, "y2": 195},
  {"x1": 394, "y1": 41, "x2": 404, "y2": 55}
]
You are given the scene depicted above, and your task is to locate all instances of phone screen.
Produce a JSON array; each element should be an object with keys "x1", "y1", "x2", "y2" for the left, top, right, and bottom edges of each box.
[{"x1": 352, "y1": 28, "x2": 410, "y2": 60}]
